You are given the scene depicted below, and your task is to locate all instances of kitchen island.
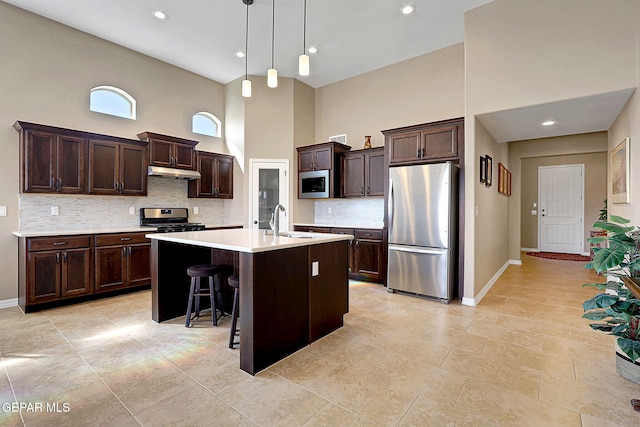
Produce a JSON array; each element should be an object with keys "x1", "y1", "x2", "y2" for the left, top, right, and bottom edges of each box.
[{"x1": 146, "y1": 228, "x2": 352, "y2": 375}]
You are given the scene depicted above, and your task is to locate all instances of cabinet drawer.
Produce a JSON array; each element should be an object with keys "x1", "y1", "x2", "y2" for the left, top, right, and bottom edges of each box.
[
  {"x1": 95, "y1": 233, "x2": 150, "y2": 246},
  {"x1": 355, "y1": 229, "x2": 383, "y2": 240},
  {"x1": 28, "y1": 236, "x2": 90, "y2": 251},
  {"x1": 330, "y1": 228, "x2": 354, "y2": 236}
]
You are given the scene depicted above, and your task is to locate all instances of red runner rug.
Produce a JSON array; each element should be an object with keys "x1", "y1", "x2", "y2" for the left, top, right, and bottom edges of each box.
[{"x1": 526, "y1": 252, "x2": 591, "y2": 262}]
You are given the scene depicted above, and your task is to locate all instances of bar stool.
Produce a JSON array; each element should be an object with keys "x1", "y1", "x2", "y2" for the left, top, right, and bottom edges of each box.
[
  {"x1": 185, "y1": 264, "x2": 232, "y2": 327},
  {"x1": 228, "y1": 275, "x2": 240, "y2": 348}
]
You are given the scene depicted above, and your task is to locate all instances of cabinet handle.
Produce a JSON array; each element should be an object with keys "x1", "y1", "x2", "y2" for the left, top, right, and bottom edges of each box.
[
  {"x1": 57, "y1": 178, "x2": 62, "y2": 191},
  {"x1": 53, "y1": 242, "x2": 68, "y2": 246},
  {"x1": 417, "y1": 148, "x2": 421, "y2": 158},
  {"x1": 361, "y1": 186, "x2": 364, "y2": 195},
  {"x1": 367, "y1": 186, "x2": 370, "y2": 195},
  {"x1": 356, "y1": 241, "x2": 360, "y2": 248},
  {"x1": 120, "y1": 237, "x2": 131, "y2": 241},
  {"x1": 51, "y1": 177, "x2": 55, "y2": 189},
  {"x1": 128, "y1": 247, "x2": 132, "y2": 256},
  {"x1": 63, "y1": 252, "x2": 68, "y2": 263},
  {"x1": 56, "y1": 253, "x2": 60, "y2": 263}
]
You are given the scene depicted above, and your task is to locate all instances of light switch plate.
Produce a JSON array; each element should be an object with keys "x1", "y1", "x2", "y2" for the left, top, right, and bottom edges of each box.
[
  {"x1": 193, "y1": 207, "x2": 199, "y2": 215},
  {"x1": 51, "y1": 206, "x2": 59, "y2": 216},
  {"x1": 129, "y1": 207, "x2": 135, "y2": 215},
  {"x1": 0, "y1": 206, "x2": 6, "y2": 216},
  {"x1": 531, "y1": 210, "x2": 538, "y2": 215},
  {"x1": 312, "y1": 261, "x2": 319, "y2": 276}
]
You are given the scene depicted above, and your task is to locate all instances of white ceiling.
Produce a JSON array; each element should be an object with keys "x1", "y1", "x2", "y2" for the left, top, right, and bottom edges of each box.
[
  {"x1": 4, "y1": 0, "x2": 634, "y2": 142},
  {"x1": 2, "y1": 0, "x2": 493, "y2": 88}
]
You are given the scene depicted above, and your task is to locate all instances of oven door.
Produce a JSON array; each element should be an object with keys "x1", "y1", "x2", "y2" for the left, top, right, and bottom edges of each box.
[{"x1": 299, "y1": 170, "x2": 330, "y2": 199}]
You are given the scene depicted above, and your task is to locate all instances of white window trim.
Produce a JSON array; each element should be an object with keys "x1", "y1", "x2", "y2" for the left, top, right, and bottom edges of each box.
[{"x1": 192, "y1": 111, "x2": 222, "y2": 138}]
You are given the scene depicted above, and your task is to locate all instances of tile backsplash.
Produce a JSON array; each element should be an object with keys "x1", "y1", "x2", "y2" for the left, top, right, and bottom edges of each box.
[
  {"x1": 19, "y1": 177, "x2": 224, "y2": 231},
  {"x1": 314, "y1": 197, "x2": 384, "y2": 228}
]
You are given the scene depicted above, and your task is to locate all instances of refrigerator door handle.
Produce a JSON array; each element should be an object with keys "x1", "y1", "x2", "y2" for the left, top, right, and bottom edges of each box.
[
  {"x1": 388, "y1": 245, "x2": 447, "y2": 255},
  {"x1": 388, "y1": 178, "x2": 394, "y2": 235}
]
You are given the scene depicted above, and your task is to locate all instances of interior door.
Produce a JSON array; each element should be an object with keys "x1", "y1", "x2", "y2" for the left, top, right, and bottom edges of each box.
[
  {"x1": 250, "y1": 160, "x2": 289, "y2": 231},
  {"x1": 539, "y1": 164, "x2": 584, "y2": 254}
]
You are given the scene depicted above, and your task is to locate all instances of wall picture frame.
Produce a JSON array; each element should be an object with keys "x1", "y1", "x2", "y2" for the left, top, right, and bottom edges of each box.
[
  {"x1": 611, "y1": 137, "x2": 630, "y2": 204},
  {"x1": 480, "y1": 156, "x2": 487, "y2": 183},
  {"x1": 485, "y1": 155, "x2": 493, "y2": 187}
]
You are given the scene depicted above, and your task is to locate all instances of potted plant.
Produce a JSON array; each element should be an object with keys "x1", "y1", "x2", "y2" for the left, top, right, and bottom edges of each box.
[{"x1": 583, "y1": 215, "x2": 640, "y2": 383}]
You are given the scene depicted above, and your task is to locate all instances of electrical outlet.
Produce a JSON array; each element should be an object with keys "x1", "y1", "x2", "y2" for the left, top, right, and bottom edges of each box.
[
  {"x1": 312, "y1": 261, "x2": 319, "y2": 276},
  {"x1": 51, "y1": 206, "x2": 59, "y2": 216},
  {"x1": 129, "y1": 207, "x2": 135, "y2": 215},
  {"x1": 533, "y1": 202, "x2": 537, "y2": 208},
  {"x1": 0, "y1": 206, "x2": 6, "y2": 217},
  {"x1": 193, "y1": 207, "x2": 199, "y2": 215}
]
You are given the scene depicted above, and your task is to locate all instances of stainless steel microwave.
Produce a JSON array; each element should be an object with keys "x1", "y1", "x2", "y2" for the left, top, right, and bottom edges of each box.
[{"x1": 299, "y1": 169, "x2": 330, "y2": 198}]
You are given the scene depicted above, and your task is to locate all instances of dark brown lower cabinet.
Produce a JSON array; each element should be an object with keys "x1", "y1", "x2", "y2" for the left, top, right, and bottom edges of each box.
[
  {"x1": 25, "y1": 236, "x2": 92, "y2": 305},
  {"x1": 294, "y1": 226, "x2": 385, "y2": 283},
  {"x1": 94, "y1": 233, "x2": 151, "y2": 292}
]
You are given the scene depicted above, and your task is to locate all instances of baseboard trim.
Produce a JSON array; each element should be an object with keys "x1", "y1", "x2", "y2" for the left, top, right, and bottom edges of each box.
[
  {"x1": 0, "y1": 298, "x2": 18, "y2": 309},
  {"x1": 521, "y1": 247, "x2": 539, "y2": 252},
  {"x1": 462, "y1": 259, "x2": 520, "y2": 306}
]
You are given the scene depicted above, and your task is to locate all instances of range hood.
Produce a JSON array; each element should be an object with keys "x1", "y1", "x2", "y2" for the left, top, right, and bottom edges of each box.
[{"x1": 148, "y1": 166, "x2": 201, "y2": 180}]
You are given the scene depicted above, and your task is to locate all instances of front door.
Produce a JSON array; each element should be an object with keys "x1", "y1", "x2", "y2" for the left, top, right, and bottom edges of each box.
[
  {"x1": 538, "y1": 164, "x2": 584, "y2": 254},
  {"x1": 250, "y1": 160, "x2": 289, "y2": 231}
]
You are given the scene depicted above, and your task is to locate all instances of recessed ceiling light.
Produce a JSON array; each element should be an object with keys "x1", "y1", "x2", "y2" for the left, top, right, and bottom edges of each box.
[
  {"x1": 152, "y1": 10, "x2": 168, "y2": 20},
  {"x1": 541, "y1": 120, "x2": 557, "y2": 126},
  {"x1": 236, "y1": 51, "x2": 245, "y2": 58},
  {"x1": 402, "y1": 5, "x2": 415, "y2": 15},
  {"x1": 308, "y1": 46, "x2": 318, "y2": 54}
]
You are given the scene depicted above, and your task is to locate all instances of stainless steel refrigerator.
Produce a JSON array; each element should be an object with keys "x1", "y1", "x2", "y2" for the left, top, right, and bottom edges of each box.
[{"x1": 387, "y1": 162, "x2": 457, "y2": 302}]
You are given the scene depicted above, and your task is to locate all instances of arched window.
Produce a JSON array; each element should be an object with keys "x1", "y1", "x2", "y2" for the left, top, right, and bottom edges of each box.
[
  {"x1": 192, "y1": 112, "x2": 221, "y2": 138},
  {"x1": 90, "y1": 86, "x2": 136, "y2": 120}
]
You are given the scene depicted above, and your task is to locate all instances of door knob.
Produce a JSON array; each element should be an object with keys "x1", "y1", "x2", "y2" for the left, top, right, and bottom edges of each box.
[{"x1": 253, "y1": 220, "x2": 258, "y2": 224}]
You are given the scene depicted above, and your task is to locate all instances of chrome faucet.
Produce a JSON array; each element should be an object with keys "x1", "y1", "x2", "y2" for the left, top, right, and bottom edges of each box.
[{"x1": 269, "y1": 204, "x2": 286, "y2": 235}]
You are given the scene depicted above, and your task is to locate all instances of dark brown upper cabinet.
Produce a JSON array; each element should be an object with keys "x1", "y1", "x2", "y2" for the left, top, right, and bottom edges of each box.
[
  {"x1": 137, "y1": 132, "x2": 198, "y2": 170},
  {"x1": 15, "y1": 122, "x2": 87, "y2": 194},
  {"x1": 188, "y1": 151, "x2": 234, "y2": 199},
  {"x1": 384, "y1": 118, "x2": 463, "y2": 166},
  {"x1": 88, "y1": 138, "x2": 148, "y2": 196},
  {"x1": 342, "y1": 147, "x2": 384, "y2": 197},
  {"x1": 297, "y1": 142, "x2": 351, "y2": 172}
]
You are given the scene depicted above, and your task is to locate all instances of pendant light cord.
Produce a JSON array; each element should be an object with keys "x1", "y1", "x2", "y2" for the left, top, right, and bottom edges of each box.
[
  {"x1": 302, "y1": 0, "x2": 307, "y2": 53},
  {"x1": 271, "y1": 0, "x2": 275, "y2": 68},
  {"x1": 245, "y1": 1, "x2": 249, "y2": 79}
]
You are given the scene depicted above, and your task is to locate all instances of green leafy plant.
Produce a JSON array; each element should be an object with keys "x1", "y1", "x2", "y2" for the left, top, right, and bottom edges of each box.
[
  {"x1": 583, "y1": 215, "x2": 640, "y2": 361},
  {"x1": 598, "y1": 199, "x2": 607, "y2": 222}
]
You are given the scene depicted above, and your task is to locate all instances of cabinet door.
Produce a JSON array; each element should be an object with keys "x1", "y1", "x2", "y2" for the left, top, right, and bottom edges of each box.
[
  {"x1": 24, "y1": 130, "x2": 56, "y2": 193},
  {"x1": 215, "y1": 156, "x2": 234, "y2": 198},
  {"x1": 95, "y1": 246, "x2": 126, "y2": 291},
  {"x1": 422, "y1": 125, "x2": 458, "y2": 160},
  {"x1": 88, "y1": 139, "x2": 119, "y2": 194},
  {"x1": 27, "y1": 251, "x2": 60, "y2": 303},
  {"x1": 149, "y1": 139, "x2": 173, "y2": 167},
  {"x1": 365, "y1": 150, "x2": 385, "y2": 196},
  {"x1": 193, "y1": 154, "x2": 216, "y2": 197},
  {"x1": 313, "y1": 147, "x2": 333, "y2": 170},
  {"x1": 388, "y1": 131, "x2": 421, "y2": 165},
  {"x1": 298, "y1": 149, "x2": 315, "y2": 172},
  {"x1": 342, "y1": 154, "x2": 365, "y2": 197},
  {"x1": 354, "y1": 239, "x2": 383, "y2": 279},
  {"x1": 57, "y1": 134, "x2": 86, "y2": 193},
  {"x1": 61, "y1": 248, "x2": 91, "y2": 297},
  {"x1": 331, "y1": 228, "x2": 355, "y2": 273},
  {"x1": 127, "y1": 243, "x2": 151, "y2": 287},
  {"x1": 120, "y1": 144, "x2": 147, "y2": 196},
  {"x1": 173, "y1": 143, "x2": 195, "y2": 170}
]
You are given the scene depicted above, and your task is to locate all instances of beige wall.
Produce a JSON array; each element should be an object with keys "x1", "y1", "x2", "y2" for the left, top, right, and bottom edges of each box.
[
  {"x1": 465, "y1": 0, "x2": 638, "y2": 303},
  {"x1": 519, "y1": 150, "x2": 607, "y2": 253},
  {"x1": 315, "y1": 43, "x2": 465, "y2": 147},
  {"x1": 0, "y1": 3, "x2": 230, "y2": 302}
]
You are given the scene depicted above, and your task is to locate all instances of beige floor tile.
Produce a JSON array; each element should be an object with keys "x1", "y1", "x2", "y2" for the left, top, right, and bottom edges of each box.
[
  {"x1": 543, "y1": 334, "x2": 612, "y2": 366},
  {"x1": 301, "y1": 401, "x2": 377, "y2": 427},
  {"x1": 580, "y1": 413, "x2": 631, "y2": 427},
  {"x1": 465, "y1": 319, "x2": 545, "y2": 350},
  {"x1": 24, "y1": 389, "x2": 138, "y2": 427},
  {"x1": 573, "y1": 356, "x2": 640, "y2": 398},
  {"x1": 75, "y1": 338, "x2": 160, "y2": 374},
  {"x1": 0, "y1": 322, "x2": 69, "y2": 355},
  {"x1": 268, "y1": 345, "x2": 342, "y2": 388},
  {"x1": 441, "y1": 347, "x2": 540, "y2": 396},
  {"x1": 455, "y1": 378, "x2": 582, "y2": 426},
  {"x1": 539, "y1": 371, "x2": 640, "y2": 426},
  {"x1": 99, "y1": 356, "x2": 198, "y2": 415},
  {"x1": 134, "y1": 385, "x2": 255, "y2": 426},
  {"x1": 0, "y1": 368, "x2": 23, "y2": 427},
  {"x1": 399, "y1": 395, "x2": 500, "y2": 426}
]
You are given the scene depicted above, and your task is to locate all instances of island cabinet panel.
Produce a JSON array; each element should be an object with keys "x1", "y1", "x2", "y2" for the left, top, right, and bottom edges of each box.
[
  {"x1": 308, "y1": 241, "x2": 349, "y2": 343},
  {"x1": 88, "y1": 139, "x2": 147, "y2": 196},
  {"x1": 341, "y1": 147, "x2": 384, "y2": 197},
  {"x1": 138, "y1": 131, "x2": 198, "y2": 170},
  {"x1": 94, "y1": 233, "x2": 151, "y2": 292},
  {"x1": 188, "y1": 151, "x2": 234, "y2": 199},
  {"x1": 18, "y1": 124, "x2": 86, "y2": 194},
  {"x1": 25, "y1": 236, "x2": 92, "y2": 305}
]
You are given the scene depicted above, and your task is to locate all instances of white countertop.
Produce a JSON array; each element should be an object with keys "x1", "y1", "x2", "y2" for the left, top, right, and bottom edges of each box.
[
  {"x1": 13, "y1": 223, "x2": 243, "y2": 238},
  {"x1": 146, "y1": 228, "x2": 353, "y2": 253},
  {"x1": 293, "y1": 223, "x2": 384, "y2": 230}
]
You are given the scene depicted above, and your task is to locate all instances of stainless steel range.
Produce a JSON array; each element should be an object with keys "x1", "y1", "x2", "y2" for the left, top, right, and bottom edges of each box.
[{"x1": 140, "y1": 208, "x2": 206, "y2": 233}]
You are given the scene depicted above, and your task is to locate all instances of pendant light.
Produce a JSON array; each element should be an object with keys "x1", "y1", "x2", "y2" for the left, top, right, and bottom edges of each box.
[
  {"x1": 298, "y1": 0, "x2": 309, "y2": 76},
  {"x1": 267, "y1": 0, "x2": 278, "y2": 88},
  {"x1": 241, "y1": 0, "x2": 252, "y2": 97}
]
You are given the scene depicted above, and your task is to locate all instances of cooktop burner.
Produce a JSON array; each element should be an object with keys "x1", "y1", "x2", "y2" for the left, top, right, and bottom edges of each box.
[{"x1": 140, "y1": 208, "x2": 205, "y2": 233}]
